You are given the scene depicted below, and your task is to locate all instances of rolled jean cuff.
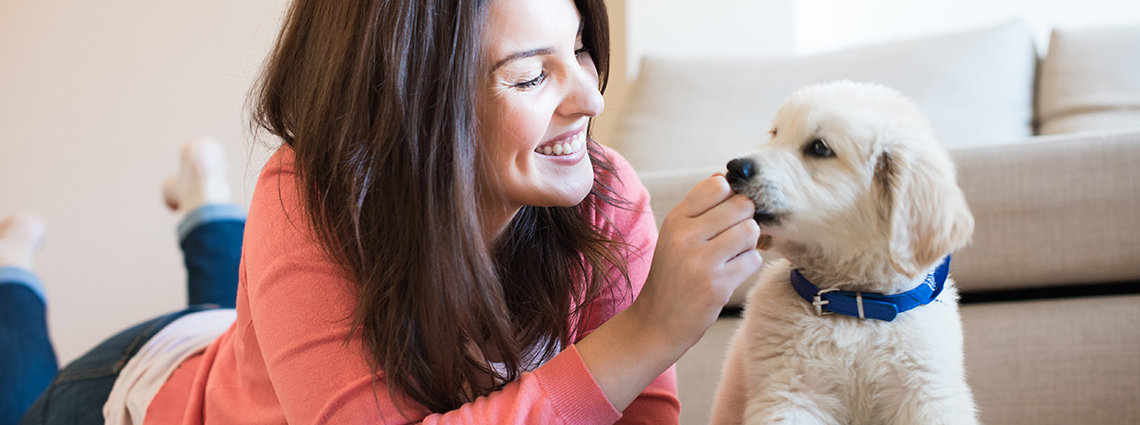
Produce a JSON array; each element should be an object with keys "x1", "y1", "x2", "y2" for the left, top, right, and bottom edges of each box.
[
  {"x1": 0, "y1": 266, "x2": 47, "y2": 306},
  {"x1": 177, "y1": 204, "x2": 247, "y2": 243}
]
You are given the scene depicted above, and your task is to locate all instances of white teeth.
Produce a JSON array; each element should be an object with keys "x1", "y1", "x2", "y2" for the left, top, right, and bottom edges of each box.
[{"x1": 535, "y1": 131, "x2": 587, "y2": 156}]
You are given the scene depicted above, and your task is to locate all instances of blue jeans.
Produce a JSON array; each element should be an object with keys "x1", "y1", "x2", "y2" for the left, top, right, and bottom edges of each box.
[{"x1": 0, "y1": 205, "x2": 245, "y2": 425}]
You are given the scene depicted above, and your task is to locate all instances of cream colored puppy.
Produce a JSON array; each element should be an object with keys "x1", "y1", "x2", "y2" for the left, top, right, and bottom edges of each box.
[{"x1": 710, "y1": 81, "x2": 978, "y2": 425}]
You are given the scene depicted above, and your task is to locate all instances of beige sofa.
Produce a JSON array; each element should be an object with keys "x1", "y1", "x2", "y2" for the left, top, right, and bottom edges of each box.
[{"x1": 605, "y1": 21, "x2": 1140, "y2": 425}]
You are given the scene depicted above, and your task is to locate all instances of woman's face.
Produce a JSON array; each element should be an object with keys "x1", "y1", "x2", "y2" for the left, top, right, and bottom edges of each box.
[{"x1": 478, "y1": 0, "x2": 604, "y2": 231}]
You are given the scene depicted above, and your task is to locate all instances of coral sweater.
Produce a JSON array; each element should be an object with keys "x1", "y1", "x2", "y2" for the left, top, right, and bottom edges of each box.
[{"x1": 144, "y1": 144, "x2": 680, "y2": 424}]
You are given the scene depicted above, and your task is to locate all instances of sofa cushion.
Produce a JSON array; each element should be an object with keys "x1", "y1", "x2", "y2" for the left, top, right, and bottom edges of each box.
[
  {"x1": 950, "y1": 129, "x2": 1140, "y2": 292},
  {"x1": 612, "y1": 20, "x2": 1037, "y2": 173},
  {"x1": 1037, "y1": 24, "x2": 1140, "y2": 135},
  {"x1": 961, "y1": 294, "x2": 1140, "y2": 425}
]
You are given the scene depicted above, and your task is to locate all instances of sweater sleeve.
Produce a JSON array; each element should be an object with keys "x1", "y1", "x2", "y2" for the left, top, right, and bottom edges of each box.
[{"x1": 241, "y1": 146, "x2": 675, "y2": 425}]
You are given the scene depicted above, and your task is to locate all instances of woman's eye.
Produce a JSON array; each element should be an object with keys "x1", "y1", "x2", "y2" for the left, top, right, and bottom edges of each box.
[
  {"x1": 806, "y1": 139, "x2": 834, "y2": 158},
  {"x1": 515, "y1": 71, "x2": 546, "y2": 89}
]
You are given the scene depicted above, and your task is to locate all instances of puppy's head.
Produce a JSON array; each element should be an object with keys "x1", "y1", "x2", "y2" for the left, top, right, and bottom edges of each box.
[{"x1": 727, "y1": 81, "x2": 973, "y2": 280}]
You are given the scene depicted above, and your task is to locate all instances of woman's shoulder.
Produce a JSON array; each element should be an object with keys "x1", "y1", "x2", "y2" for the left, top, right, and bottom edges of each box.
[
  {"x1": 260, "y1": 143, "x2": 297, "y2": 177},
  {"x1": 246, "y1": 143, "x2": 315, "y2": 243},
  {"x1": 249, "y1": 144, "x2": 299, "y2": 209}
]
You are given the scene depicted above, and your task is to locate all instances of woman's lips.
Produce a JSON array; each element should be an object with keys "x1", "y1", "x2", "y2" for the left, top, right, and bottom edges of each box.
[{"x1": 534, "y1": 128, "x2": 586, "y2": 157}]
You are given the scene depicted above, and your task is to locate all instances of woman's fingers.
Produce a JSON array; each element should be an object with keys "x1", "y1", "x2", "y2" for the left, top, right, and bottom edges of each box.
[
  {"x1": 723, "y1": 236, "x2": 763, "y2": 284},
  {"x1": 695, "y1": 194, "x2": 756, "y2": 240},
  {"x1": 708, "y1": 216, "x2": 761, "y2": 264},
  {"x1": 664, "y1": 176, "x2": 759, "y2": 270},
  {"x1": 699, "y1": 217, "x2": 762, "y2": 301},
  {"x1": 671, "y1": 175, "x2": 734, "y2": 219},
  {"x1": 667, "y1": 175, "x2": 756, "y2": 245}
]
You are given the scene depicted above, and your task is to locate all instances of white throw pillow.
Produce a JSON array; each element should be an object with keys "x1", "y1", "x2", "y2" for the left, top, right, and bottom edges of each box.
[
  {"x1": 1037, "y1": 24, "x2": 1140, "y2": 135},
  {"x1": 612, "y1": 20, "x2": 1037, "y2": 173}
]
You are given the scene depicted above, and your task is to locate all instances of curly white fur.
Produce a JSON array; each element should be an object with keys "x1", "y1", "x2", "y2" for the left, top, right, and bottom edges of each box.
[{"x1": 710, "y1": 81, "x2": 979, "y2": 425}]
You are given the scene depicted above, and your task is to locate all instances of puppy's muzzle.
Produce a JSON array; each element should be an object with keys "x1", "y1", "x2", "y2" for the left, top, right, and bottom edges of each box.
[{"x1": 726, "y1": 157, "x2": 780, "y2": 225}]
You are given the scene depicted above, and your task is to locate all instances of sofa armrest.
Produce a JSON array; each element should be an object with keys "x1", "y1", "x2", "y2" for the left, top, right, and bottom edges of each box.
[{"x1": 950, "y1": 128, "x2": 1140, "y2": 293}]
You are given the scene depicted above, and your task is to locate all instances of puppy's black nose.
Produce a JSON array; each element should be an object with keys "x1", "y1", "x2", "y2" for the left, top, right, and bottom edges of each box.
[{"x1": 725, "y1": 157, "x2": 756, "y2": 185}]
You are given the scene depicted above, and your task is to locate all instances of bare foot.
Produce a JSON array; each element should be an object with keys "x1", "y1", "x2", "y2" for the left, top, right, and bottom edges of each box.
[
  {"x1": 162, "y1": 137, "x2": 232, "y2": 212},
  {"x1": 0, "y1": 212, "x2": 48, "y2": 270}
]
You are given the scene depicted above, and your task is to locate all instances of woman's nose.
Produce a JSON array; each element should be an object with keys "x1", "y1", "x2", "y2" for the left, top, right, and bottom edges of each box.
[{"x1": 558, "y1": 60, "x2": 605, "y2": 118}]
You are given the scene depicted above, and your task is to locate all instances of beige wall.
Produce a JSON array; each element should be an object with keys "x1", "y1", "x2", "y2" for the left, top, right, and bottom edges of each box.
[{"x1": 0, "y1": 0, "x2": 287, "y2": 363}]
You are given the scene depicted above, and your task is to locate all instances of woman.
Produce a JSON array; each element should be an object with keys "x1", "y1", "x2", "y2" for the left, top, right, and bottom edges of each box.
[{"x1": 5, "y1": 0, "x2": 762, "y2": 422}]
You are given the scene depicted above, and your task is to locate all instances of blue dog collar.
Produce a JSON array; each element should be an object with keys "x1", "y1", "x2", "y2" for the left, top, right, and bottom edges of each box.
[{"x1": 790, "y1": 255, "x2": 951, "y2": 322}]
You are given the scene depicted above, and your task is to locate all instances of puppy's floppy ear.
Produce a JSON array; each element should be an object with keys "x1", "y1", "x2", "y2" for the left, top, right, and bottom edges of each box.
[{"x1": 876, "y1": 145, "x2": 974, "y2": 278}]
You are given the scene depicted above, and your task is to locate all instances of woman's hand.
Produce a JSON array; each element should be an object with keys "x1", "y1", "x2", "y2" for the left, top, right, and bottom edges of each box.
[
  {"x1": 634, "y1": 174, "x2": 763, "y2": 350},
  {"x1": 577, "y1": 174, "x2": 762, "y2": 411}
]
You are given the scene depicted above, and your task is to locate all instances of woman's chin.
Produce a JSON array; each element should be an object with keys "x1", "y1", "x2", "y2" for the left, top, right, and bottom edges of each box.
[
  {"x1": 567, "y1": 186, "x2": 594, "y2": 206},
  {"x1": 539, "y1": 160, "x2": 595, "y2": 207},
  {"x1": 543, "y1": 184, "x2": 593, "y2": 208}
]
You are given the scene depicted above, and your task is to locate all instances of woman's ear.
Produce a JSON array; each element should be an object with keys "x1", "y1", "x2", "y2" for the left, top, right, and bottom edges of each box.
[{"x1": 876, "y1": 145, "x2": 974, "y2": 278}]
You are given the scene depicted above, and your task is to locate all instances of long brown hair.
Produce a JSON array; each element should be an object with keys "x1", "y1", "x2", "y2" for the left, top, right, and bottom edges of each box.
[{"x1": 252, "y1": 0, "x2": 628, "y2": 413}]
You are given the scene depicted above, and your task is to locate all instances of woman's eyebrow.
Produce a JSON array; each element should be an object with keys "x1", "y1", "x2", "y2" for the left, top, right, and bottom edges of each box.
[
  {"x1": 491, "y1": 21, "x2": 585, "y2": 72},
  {"x1": 492, "y1": 47, "x2": 555, "y2": 72}
]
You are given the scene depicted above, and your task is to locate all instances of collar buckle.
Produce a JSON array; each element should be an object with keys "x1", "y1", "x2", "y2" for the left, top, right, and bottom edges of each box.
[{"x1": 813, "y1": 288, "x2": 840, "y2": 316}]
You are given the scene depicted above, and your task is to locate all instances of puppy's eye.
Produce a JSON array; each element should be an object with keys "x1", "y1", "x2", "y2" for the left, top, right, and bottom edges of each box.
[
  {"x1": 806, "y1": 139, "x2": 834, "y2": 158},
  {"x1": 769, "y1": 128, "x2": 778, "y2": 137}
]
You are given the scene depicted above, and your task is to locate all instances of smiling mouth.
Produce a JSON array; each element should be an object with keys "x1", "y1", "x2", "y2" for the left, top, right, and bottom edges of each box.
[{"x1": 535, "y1": 130, "x2": 586, "y2": 156}]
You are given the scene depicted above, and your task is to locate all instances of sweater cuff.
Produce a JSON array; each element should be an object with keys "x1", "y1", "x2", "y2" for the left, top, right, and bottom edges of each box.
[{"x1": 536, "y1": 345, "x2": 622, "y2": 424}]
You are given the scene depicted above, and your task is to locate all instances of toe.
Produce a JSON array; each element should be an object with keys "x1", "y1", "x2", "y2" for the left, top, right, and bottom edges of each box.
[
  {"x1": 0, "y1": 212, "x2": 48, "y2": 269},
  {"x1": 162, "y1": 175, "x2": 180, "y2": 211}
]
